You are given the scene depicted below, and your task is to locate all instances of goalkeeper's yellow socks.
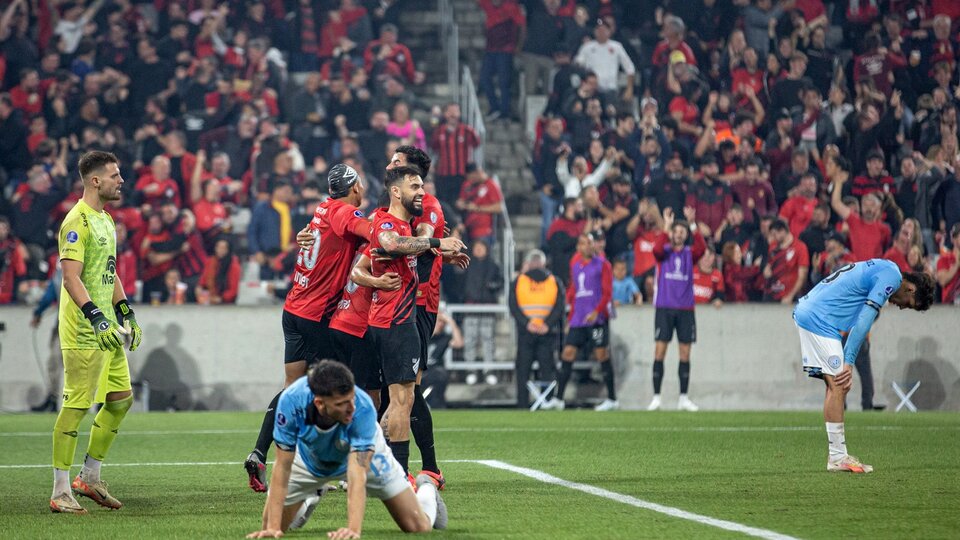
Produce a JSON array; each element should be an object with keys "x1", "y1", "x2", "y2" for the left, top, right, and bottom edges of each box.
[
  {"x1": 86, "y1": 396, "x2": 133, "y2": 465},
  {"x1": 53, "y1": 407, "x2": 86, "y2": 471}
]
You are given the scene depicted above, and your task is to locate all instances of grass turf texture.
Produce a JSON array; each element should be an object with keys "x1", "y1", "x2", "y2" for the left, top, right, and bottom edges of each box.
[{"x1": 1, "y1": 411, "x2": 958, "y2": 539}]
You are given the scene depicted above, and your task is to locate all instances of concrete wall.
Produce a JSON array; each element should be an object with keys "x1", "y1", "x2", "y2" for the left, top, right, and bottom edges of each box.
[
  {"x1": 609, "y1": 305, "x2": 960, "y2": 411},
  {"x1": 1, "y1": 305, "x2": 959, "y2": 412}
]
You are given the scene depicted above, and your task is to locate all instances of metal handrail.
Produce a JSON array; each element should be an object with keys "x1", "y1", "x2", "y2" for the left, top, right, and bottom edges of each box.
[
  {"x1": 460, "y1": 66, "x2": 486, "y2": 168},
  {"x1": 439, "y1": 0, "x2": 459, "y2": 100}
]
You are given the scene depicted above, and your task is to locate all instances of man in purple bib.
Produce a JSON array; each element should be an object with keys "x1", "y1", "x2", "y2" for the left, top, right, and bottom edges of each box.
[
  {"x1": 553, "y1": 231, "x2": 617, "y2": 411},
  {"x1": 649, "y1": 207, "x2": 706, "y2": 411}
]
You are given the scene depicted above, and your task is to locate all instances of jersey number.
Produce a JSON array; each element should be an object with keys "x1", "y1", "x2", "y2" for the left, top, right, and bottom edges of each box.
[
  {"x1": 369, "y1": 454, "x2": 391, "y2": 478},
  {"x1": 823, "y1": 263, "x2": 855, "y2": 284},
  {"x1": 301, "y1": 229, "x2": 322, "y2": 270}
]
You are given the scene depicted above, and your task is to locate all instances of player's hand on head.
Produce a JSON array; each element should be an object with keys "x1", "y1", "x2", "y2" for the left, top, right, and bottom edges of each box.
[{"x1": 327, "y1": 528, "x2": 360, "y2": 539}]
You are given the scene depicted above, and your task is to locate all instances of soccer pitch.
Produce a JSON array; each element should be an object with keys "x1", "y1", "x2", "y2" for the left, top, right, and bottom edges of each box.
[{"x1": 2, "y1": 410, "x2": 958, "y2": 539}]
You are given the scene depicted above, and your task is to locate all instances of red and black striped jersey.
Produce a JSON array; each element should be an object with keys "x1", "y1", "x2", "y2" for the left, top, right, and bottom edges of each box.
[
  {"x1": 368, "y1": 209, "x2": 418, "y2": 328},
  {"x1": 284, "y1": 198, "x2": 370, "y2": 322},
  {"x1": 412, "y1": 193, "x2": 445, "y2": 313}
]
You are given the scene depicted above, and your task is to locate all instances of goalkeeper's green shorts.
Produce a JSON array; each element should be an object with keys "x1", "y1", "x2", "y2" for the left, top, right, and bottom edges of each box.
[{"x1": 61, "y1": 348, "x2": 131, "y2": 409}]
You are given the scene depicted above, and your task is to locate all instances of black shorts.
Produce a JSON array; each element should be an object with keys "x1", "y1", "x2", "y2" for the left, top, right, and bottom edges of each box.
[
  {"x1": 282, "y1": 310, "x2": 334, "y2": 364},
  {"x1": 564, "y1": 322, "x2": 610, "y2": 350},
  {"x1": 367, "y1": 324, "x2": 421, "y2": 386},
  {"x1": 415, "y1": 306, "x2": 437, "y2": 372},
  {"x1": 654, "y1": 308, "x2": 696, "y2": 344},
  {"x1": 330, "y1": 329, "x2": 382, "y2": 390}
]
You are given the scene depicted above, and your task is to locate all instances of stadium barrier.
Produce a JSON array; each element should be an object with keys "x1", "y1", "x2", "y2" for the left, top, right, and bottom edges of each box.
[{"x1": 1, "y1": 305, "x2": 958, "y2": 411}]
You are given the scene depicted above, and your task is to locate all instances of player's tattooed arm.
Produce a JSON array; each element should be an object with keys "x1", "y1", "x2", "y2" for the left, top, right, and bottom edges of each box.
[
  {"x1": 350, "y1": 450, "x2": 374, "y2": 470},
  {"x1": 378, "y1": 230, "x2": 432, "y2": 255}
]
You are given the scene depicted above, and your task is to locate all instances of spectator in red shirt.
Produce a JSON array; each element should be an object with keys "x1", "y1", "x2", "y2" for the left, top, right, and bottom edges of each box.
[
  {"x1": 763, "y1": 218, "x2": 809, "y2": 304},
  {"x1": 652, "y1": 15, "x2": 697, "y2": 69},
  {"x1": 626, "y1": 199, "x2": 663, "y2": 302},
  {"x1": 197, "y1": 238, "x2": 241, "y2": 304},
  {"x1": 854, "y1": 33, "x2": 897, "y2": 97},
  {"x1": 477, "y1": 0, "x2": 525, "y2": 121},
  {"x1": 732, "y1": 48, "x2": 764, "y2": 107},
  {"x1": 721, "y1": 240, "x2": 760, "y2": 302},
  {"x1": 936, "y1": 224, "x2": 960, "y2": 304},
  {"x1": 831, "y1": 173, "x2": 892, "y2": 261},
  {"x1": 0, "y1": 216, "x2": 28, "y2": 304},
  {"x1": 779, "y1": 173, "x2": 819, "y2": 237},
  {"x1": 731, "y1": 159, "x2": 777, "y2": 225},
  {"x1": 318, "y1": 0, "x2": 369, "y2": 59},
  {"x1": 136, "y1": 155, "x2": 182, "y2": 210},
  {"x1": 456, "y1": 164, "x2": 503, "y2": 245},
  {"x1": 429, "y1": 103, "x2": 480, "y2": 205},
  {"x1": 883, "y1": 218, "x2": 922, "y2": 272},
  {"x1": 9, "y1": 67, "x2": 42, "y2": 118},
  {"x1": 852, "y1": 149, "x2": 895, "y2": 197},
  {"x1": 363, "y1": 23, "x2": 422, "y2": 85},
  {"x1": 692, "y1": 249, "x2": 724, "y2": 307},
  {"x1": 193, "y1": 178, "x2": 230, "y2": 250},
  {"x1": 162, "y1": 130, "x2": 198, "y2": 205},
  {"x1": 686, "y1": 156, "x2": 733, "y2": 237},
  {"x1": 813, "y1": 231, "x2": 855, "y2": 283}
]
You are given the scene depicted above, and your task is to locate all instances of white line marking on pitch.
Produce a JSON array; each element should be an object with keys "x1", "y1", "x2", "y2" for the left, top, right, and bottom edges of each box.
[
  {"x1": 477, "y1": 460, "x2": 799, "y2": 540},
  {"x1": 0, "y1": 458, "x2": 481, "y2": 470},
  {"x1": 3, "y1": 425, "x2": 945, "y2": 437}
]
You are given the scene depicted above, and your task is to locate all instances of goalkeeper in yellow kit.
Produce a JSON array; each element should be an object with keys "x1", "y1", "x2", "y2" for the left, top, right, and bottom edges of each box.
[{"x1": 50, "y1": 151, "x2": 143, "y2": 514}]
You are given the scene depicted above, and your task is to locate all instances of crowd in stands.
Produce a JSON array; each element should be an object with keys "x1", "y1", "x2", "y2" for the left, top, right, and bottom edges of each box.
[
  {"x1": 532, "y1": 0, "x2": 960, "y2": 306},
  {"x1": 0, "y1": 0, "x2": 506, "y2": 307}
]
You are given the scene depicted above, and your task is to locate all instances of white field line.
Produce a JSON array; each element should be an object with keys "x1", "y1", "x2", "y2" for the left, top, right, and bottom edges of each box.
[
  {"x1": 4, "y1": 425, "x2": 951, "y2": 437},
  {"x1": 0, "y1": 458, "x2": 480, "y2": 470},
  {"x1": 478, "y1": 460, "x2": 800, "y2": 540}
]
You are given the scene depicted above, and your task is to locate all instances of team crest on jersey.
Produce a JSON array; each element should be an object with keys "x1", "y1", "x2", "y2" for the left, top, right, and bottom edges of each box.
[
  {"x1": 884, "y1": 286, "x2": 894, "y2": 295},
  {"x1": 66, "y1": 231, "x2": 79, "y2": 243},
  {"x1": 277, "y1": 412, "x2": 287, "y2": 427},
  {"x1": 430, "y1": 211, "x2": 437, "y2": 224},
  {"x1": 827, "y1": 355, "x2": 842, "y2": 369},
  {"x1": 354, "y1": 210, "x2": 364, "y2": 218}
]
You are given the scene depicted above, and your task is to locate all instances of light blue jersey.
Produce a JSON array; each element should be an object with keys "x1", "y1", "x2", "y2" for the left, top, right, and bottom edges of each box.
[
  {"x1": 794, "y1": 259, "x2": 901, "y2": 365},
  {"x1": 274, "y1": 378, "x2": 378, "y2": 478}
]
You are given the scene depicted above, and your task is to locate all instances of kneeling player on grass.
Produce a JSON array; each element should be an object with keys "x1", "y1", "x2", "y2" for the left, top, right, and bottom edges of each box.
[
  {"x1": 246, "y1": 361, "x2": 447, "y2": 539},
  {"x1": 792, "y1": 259, "x2": 935, "y2": 473}
]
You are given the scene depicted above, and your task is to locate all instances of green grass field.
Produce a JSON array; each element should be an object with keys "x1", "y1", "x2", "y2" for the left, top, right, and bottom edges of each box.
[{"x1": 2, "y1": 410, "x2": 959, "y2": 539}]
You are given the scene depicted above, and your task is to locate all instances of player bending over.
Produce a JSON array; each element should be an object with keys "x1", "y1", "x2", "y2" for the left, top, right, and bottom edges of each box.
[
  {"x1": 793, "y1": 259, "x2": 935, "y2": 473},
  {"x1": 246, "y1": 361, "x2": 447, "y2": 539}
]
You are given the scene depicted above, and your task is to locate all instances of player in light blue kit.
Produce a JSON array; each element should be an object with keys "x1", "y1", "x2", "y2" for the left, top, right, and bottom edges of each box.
[
  {"x1": 247, "y1": 361, "x2": 447, "y2": 539},
  {"x1": 793, "y1": 259, "x2": 935, "y2": 473}
]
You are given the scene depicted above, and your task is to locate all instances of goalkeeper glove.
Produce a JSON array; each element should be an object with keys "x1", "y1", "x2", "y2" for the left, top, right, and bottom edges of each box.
[
  {"x1": 114, "y1": 299, "x2": 142, "y2": 352},
  {"x1": 80, "y1": 302, "x2": 124, "y2": 351}
]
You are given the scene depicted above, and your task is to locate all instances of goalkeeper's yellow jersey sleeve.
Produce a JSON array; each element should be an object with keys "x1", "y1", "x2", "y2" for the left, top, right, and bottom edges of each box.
[{"x1": 58, "y1": 200, "x2": 119, "y2": 350}]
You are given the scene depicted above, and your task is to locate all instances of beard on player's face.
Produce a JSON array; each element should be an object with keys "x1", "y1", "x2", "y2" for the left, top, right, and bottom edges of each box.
[{"x1": 402, "y1": 192, "x2": 423, "y2": 216}]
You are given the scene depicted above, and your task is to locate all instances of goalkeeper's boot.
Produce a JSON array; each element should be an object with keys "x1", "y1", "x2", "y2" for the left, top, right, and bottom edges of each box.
[
  {"x1": 244, "y1": 451, "x2": 268, "y2": 492},
  {"x1": 50, "y1": 491, "x2": 87, "y2": 514},
  {"x1": 416, "y1": 474, "x2": 448, "y2": 530},
  {"x1": 417, "y1": 469, "x2": 446, "y2": 491},
  {"x1": 72, "y1": 475, "x2": 123, "y2": 509},
  {"x1": 827, "y1": 454, "x2": 874, "y2": 473}
]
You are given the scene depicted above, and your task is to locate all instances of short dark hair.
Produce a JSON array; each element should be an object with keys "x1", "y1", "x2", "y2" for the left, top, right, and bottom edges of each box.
[
  {"x1": 395, "y1": 145, "x2": 431, "y2": 176},
  {"x1": 830, "y1": 155, "x2": 852, "y2": 174},
  {"x1": 902, "y1": 271, "x2": 936, "y2": 311},
  {"x1": 78, "y1": 151, "x2": 119, "y2": 180},
  {"x1": 307, "y1": 360, "x2": 355, "y2": 397},
  {"x1": 672, "y1": 219, "x2": 689, "y2": 230},
  {"x1": 769, "y1": 218, "x2": 789, "y2": 232},
  {"x1": 384, "y1": 165, "x2": 422, "y2": 189}
]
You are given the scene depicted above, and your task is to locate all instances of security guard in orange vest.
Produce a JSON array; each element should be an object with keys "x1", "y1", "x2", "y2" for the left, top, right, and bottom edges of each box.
[{"x1": 508, "y1": 249, "x2": 565, "y2": 408}]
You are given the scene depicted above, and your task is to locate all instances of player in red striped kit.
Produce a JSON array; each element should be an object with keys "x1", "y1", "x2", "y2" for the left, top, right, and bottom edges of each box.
[
  {"x1": 368, "y1": 165, "x2": 465, "y2": 478},
  {"x1": 243, "y1": 164, "x2": 371, "y2": 492}
]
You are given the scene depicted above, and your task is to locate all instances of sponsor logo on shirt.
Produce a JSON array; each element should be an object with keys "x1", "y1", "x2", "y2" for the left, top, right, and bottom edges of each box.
[
  {"x1": 354, "y1": 210, "x2": 364, "y2": 218},
  {"x1": 430, "y1": 212, "x2": 437, "y2": 224}
]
